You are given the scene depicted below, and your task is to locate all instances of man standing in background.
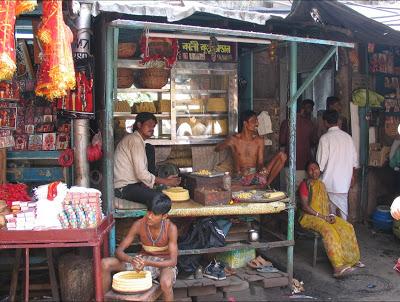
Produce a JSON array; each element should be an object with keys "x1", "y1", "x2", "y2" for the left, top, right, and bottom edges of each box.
[
  {"x1": 317, "y1": 96, "x2": 349, "y2": 138},
  {"x1": 317, "y1": 110, "x2": 358, "y2": 221},
  {"x1": 280, "y1": 99, "x2": 318, "y2": 188}
]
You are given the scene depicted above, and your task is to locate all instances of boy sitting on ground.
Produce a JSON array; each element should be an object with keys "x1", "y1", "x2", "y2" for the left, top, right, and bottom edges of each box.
[{"x1": 101, "y1": 193, "x2": 178, "y2": 301}]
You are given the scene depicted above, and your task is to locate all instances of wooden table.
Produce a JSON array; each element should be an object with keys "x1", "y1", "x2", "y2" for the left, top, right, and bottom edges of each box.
[{"x1": 0, "y1": 215, "x2": 114, "y2": 302}]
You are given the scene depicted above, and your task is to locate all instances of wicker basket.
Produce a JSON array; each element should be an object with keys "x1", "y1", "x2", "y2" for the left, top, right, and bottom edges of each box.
[
  {"x1": 117, "y1": 68, "x2": 134, "y2": 88},
  {"x1": 140, "y1": 68, "x2": 170, "y2": 89},
  {"x1": 118, "y1": 42, "x2": 137, "y2": 58}
]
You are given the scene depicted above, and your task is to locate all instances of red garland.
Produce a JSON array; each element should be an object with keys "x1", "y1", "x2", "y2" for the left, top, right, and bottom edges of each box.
[
  {"x1": 140, "y1": 35, "x2": 179, "y2": 68},
  {"x1": 58, "y1": 149, "x2": 74, "y2": 167}
]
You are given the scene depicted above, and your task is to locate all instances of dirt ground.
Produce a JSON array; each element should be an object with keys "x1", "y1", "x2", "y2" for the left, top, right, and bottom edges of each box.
[
  {"x1": 224, "y1": 223, "x2": 400, "y2": 301},
  {"x1": 1, "y1": 224, "x2": 399, "y2": 301}
]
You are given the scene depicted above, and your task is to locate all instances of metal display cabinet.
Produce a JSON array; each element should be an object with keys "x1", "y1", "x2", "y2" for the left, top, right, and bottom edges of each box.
[{"x1": 113, "y1": 60, "x2": 238, "y2": 145}]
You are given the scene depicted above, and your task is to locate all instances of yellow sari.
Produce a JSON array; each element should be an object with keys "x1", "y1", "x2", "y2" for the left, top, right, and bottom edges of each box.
[{"x1": 299, "y1": 179, "x2": 360, "y2": 269}]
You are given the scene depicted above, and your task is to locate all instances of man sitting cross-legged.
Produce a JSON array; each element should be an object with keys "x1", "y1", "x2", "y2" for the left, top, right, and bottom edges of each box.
[
  {"x1": 101, "y1": 193, "x2": 178, "y2": 301},
  {"x1": 215, "y1": 110, "x2": 287, "y2": 187}
]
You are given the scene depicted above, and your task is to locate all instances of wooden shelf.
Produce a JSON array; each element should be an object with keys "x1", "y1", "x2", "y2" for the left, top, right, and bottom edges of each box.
[
  {"x1": 116, "y1": 88, "x2": 170, "y2": 93},
  {"x1": 175, "y1": 89, "x2": 227, "y2": 94},
  {"x1": 178, "y1": 240, "x2": 294, "y2": 255},
  {"x1": 113, "y1": 112, "x2": 170, "y2": 118},
  {"x1": 176, "y1": 113, "x2": 228, "y2": 118},
  {"x1": 7, "y1": 151, "x2": 62, "y2": 160},
  {"x1": 0, "y1": 98, "x2": 19, "y2": 102}
]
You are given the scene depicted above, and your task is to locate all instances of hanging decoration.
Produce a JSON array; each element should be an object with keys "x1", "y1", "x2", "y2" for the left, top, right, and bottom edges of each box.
[
  {"x1": 0, "y1": 1, "x2": 37, "y2": 81},
  {"x1": 58, "y1": 148, "x2": 74, "y2": 167},
  {"x1": 140, "y1": 33, "x2": 179, "y2": 68},
  {"x1": 268, "y1": 41, "x2": 278, "y2": 62},
  {"x1": 87, "y1": 131, "x2": 102, "y2": 162},
  {"x1": 0, "y1": 1, "x2": 17, "y2": 80},
  {"x1": 15, "y1": 0, "x2": 37, "y2": 16},
  {"x1": 35, "y1": 0, "x2": 75, "y2": 100}
]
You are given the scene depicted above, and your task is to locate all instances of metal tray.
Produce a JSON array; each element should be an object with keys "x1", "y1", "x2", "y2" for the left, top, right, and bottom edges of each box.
[
  {"x1": 191, "y1": 171, "x2": 225, "y2": 178},
  {"x1": 232, "y1": 190, "x2": 287, "y2": 203}
]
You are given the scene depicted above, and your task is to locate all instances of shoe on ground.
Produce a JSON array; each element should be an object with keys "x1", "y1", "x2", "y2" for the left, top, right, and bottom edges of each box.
[{"x1": 204, "y1": 260, "x2": 226, "y2": 280}]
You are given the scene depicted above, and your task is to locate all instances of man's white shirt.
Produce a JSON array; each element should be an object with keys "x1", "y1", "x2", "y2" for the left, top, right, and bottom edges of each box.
[{"x1": 317, "y1": 126, "x2": 358, "y2": 193}]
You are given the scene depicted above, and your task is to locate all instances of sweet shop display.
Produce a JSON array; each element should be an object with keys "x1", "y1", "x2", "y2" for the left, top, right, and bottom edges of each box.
[
  {"x1": 0, "y1": 182, "x2": 105, "y2": 230},
  {"x1": 162, "y1": 186, "x2": 190, "y2": 202},
  {"x1": 206, "y1": 97, "x2": 228, "y2": 112}
]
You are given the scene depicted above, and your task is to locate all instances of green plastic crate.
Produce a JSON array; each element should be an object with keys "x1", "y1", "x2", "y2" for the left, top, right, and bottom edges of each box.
[{"x1": 216, "y1": 248, "x2": 256, "y2": 269}]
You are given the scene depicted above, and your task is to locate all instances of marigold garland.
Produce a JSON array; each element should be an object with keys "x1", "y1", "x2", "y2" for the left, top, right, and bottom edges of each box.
[
  {"x1": 0, "y1": 1, "x2": 17, "y2": 80},
  {"x1": 35, "y1": 0, "x2": 75, "y2": 100},
  {"x1": 140, "y1": 35, "x2": 179, "y2": 68}
]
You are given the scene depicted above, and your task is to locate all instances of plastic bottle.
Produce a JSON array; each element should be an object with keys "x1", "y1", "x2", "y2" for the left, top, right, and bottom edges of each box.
[{"x1": 222, "y1": 172, "x2": 231, "y2": 191}]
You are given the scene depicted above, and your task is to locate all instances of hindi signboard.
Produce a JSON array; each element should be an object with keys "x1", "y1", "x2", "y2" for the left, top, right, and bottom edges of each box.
[{"x1": 178, "y1": 39, "x2": 237, "y2": 63}]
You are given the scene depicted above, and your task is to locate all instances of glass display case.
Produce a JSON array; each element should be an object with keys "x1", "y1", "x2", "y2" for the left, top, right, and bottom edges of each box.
[{"x1": 113, "y1": 60, "x2": 237, "y2": 145}]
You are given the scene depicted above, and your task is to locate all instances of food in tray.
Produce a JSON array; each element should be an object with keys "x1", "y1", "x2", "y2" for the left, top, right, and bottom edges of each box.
[
  {"x1": 133, "y1": 102, "x2": 157, "y2": 113},
  {"x1": 206, "y1": 97, "x2": 227, "y2": 112},
  {"x1": 154, "y1": 99, "x2": 171, "y2": 112},
  {"x1": 192, "y1": 169, "x2": 211, "y2": 176},
  {"x1": 113, "y1": 100, "x2": 131, "y2": 112},
  {"x1": 234, "y1": 191, "x2": 255, "y2": 200},
  {"x1": 263, "y1": 191, "x2": 287, "y2": 200},
  {"x1": 112, "y1": 271, "x2": 152, "y2": 293},
  {"x1": 162, "y1": 187, "x2": 190, "y2": 202}
]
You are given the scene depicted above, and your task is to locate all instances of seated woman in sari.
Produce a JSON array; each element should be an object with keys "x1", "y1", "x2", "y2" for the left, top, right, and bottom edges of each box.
[{"x1": 298, "y1": 160, "x2": 364, "y2": 278}]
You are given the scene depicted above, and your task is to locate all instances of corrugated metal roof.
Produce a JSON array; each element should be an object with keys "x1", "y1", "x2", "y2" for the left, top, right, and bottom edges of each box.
[
  {"x1": 91, "y1": 0, "x2": 285, "y2": 25},
  {"x1": 285, "y1": 0, "x2": 400, "y2": 46},
  {"x1": 341, "y1": 1, "x2": 400, "y2": 31}
]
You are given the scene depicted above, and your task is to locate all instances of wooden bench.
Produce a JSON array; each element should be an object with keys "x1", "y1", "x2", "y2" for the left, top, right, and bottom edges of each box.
[{"x1": 105, "y1": 284, "x2": 162, "y2": 301}]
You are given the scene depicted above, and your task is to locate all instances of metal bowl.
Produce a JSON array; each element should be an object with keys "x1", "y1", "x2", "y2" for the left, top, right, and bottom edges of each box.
[{"x1": 248, "y1": 229, "x2": 259, "y2": 242}]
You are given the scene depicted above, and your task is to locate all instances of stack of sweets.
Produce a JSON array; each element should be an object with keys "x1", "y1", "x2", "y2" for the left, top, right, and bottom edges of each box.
[
  {"x1": 5, "y1": 201, "x2": 37, "y2": 230},
  {"x1": 59, "y1": 191, "x2": 103, "y2": 229}
]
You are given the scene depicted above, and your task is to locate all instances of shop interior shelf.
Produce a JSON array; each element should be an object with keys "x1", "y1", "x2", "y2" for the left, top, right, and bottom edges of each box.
[
  {"x1": 7, "y1": 150, "x2": 62, "y2": 160},
  {"x1": 175, "y1": 89, "x2": 227, "y2": 94},
  {"x1": 0, "y1": 98, "x2": 19, "y2": 102},
  {"x1": 176, "y1": 113, "x2": 228, "y2": 118},
  {"x1": 116, "y1": 88, "x2": 170, "y2": 93},
  {"x1": 117, "y1": 59, "x2": 143, "y2": 68},
  {"x1": 113, "y1": 112, "x2": 171, "y2": 118}
]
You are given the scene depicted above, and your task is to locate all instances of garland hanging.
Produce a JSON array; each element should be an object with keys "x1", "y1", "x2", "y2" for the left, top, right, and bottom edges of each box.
[{"x1": 140, "y1": 34, "x2": 178, "y2": 68}]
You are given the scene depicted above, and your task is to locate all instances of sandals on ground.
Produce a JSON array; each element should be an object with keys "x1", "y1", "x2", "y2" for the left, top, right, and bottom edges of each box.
[
  {"x1": 333, "y1": 266, "x2": 355, "y2": 278},
  {"x1": 354, "y1": 261, "x2": 366, "y2": 268},
  {"x1": 247, "y1": 256, "x2": 272, "y2": 269}
]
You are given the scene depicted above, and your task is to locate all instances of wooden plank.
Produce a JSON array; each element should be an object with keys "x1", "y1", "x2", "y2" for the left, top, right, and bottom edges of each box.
[
  {"x1": 173, "y1": 279, "x2": 188, "y2": 289},
  {"x1": 173, "y1": 288, "x2": 188, "y2": 299},
  {"x1": 188, "y1": 285, "x2": 216, "y2": 297},
  {"x1": 6, "y1": 151, "x2": 62, "y2": 160},
  {"x1": 220, "y1": 280, "x2": 249, "y2": 293},
  {"x1": 7, "y1": 167, "x2": 65, "y2": 183},
  {"x1": 263, "y1": 276, "x2": 289, "y2": 288},
  {"x1": 104, "y1": 284, "x2": 162, "y2": 302},
  {"x1": 178, "y1": 240, "x2": 294, "y2": 255}
]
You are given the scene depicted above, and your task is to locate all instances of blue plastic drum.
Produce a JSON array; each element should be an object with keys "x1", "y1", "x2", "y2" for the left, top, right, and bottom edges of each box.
[{"x1": 372, "y1": 205, "x2": 393, "y2": 232}]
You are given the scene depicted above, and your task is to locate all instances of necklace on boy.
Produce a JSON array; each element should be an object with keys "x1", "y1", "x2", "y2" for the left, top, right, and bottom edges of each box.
[{"x1": 146, "y1": 219, "x2": 165, "y2": 246}]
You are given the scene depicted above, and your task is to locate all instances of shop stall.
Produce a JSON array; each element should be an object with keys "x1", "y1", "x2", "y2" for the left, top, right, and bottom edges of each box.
[
  {"x1": 94, "y1": 17, "x2": 354, "y2": 296},
  {"x1": 0, "y1": 1, "x2": 113, "y2": 301}
]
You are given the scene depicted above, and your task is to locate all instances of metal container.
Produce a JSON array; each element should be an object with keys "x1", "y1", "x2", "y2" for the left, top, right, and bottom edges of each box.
[{"x1": 248, "y1": 229, "x2": 259, "y2": 242}]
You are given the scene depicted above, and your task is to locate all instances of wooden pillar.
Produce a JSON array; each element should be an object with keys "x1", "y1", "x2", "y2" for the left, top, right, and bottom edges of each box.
[{"x1": 0, "y1": 148, "x2": 6, "y2": 184}]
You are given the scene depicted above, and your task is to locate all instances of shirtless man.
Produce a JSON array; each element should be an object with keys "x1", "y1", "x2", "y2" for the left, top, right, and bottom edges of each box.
[
  {"x1": 101, "y1": 194, "x2": 178, "y2": 301},
  {"x1": 215, "y1": 110, "x2": 287, "y2": 186}
]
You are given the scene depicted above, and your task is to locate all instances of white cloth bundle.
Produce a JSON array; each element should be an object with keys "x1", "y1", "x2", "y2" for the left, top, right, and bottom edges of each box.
[
  {"x1": 257, "y1": 111, "x2": 273, "y2": 136},
  {"x1": 34, "y1": 182, "x2": 68, "y2": 229}
]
